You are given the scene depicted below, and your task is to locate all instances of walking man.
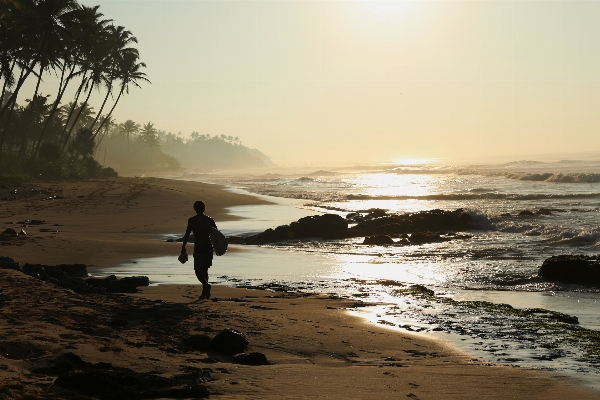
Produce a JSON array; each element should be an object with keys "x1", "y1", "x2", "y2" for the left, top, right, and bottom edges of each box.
[{"x1": 181, "y1": 201, "x2": 217, "y2": 300}]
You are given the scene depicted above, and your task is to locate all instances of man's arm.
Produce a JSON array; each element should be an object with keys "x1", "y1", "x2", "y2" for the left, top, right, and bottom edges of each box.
[{"x1": 182, "y1": 220, "x2": 191, "y2": 252}]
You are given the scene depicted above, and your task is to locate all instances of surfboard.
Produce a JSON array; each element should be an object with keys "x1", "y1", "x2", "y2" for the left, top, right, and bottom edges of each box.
[{"x1": 210, "y1": 227, "x2": 228, "y2": 256}]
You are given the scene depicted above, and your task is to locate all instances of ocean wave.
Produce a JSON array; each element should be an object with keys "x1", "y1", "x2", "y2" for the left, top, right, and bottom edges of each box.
[
  {"x1": 345, "y1": 193, "x2": 600, "y2": 201},
  {"x1": 503, "y1": 172, "x2": 600, "y2": 183}
]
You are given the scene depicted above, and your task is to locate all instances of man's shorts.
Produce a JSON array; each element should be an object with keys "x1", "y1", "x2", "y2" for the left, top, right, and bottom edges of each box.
[{"x1": 193, "y1": 246, "x2": 213, "y2": 271}]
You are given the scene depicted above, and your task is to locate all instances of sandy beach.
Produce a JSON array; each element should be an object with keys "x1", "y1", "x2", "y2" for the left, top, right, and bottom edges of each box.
[{"x1": 1, "y1": 177, "x2": 597, "y2": 399}]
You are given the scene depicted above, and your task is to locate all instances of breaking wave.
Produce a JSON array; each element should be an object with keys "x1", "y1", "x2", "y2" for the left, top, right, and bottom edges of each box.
[{"x1": 345, "y1": 193, "x2": 600, "y2": 201}]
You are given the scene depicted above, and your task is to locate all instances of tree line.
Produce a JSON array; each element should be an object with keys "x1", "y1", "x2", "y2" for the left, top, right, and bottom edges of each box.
[
  {"x1": 98, "y1": 122, "x2": 273, "y2": 173},
  {"x1": 0, "y1": 0, "x2": 149, "y2": 179}
]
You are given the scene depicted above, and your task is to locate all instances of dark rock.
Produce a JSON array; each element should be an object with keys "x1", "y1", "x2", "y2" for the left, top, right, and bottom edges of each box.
[
  {"x1": 409, "y1": 231, "x2": 442, "y2": 244},
  {"x1": 182, "y1": 334, "x2": 211, "y2": 352},
  {"x1": 32, "y1": 353, "x2": 86, "y2": 375},
  {"x1": 0, "y1": 256, "x2": 20, "y2": 270},
  {"x1": 234, "y1": 352, "x2": 269, "y2": 365},
  {"x1": 85, "y1": 275, "x2": 150, "y2": 293},
  {"x1": 518, "y1": 210, "x2": 535, "y2": 217},
  {"x1": 539, "y1": 255, "x2": 600, "y2": 286},
  {"x1": 0, "y1": 341, "x2": 45, "y2": 359},
  {"x1": 243, "y1": 209, "x2": 473, "y2": 245},
  {"x1": 0, "y1": 228, "x2": 17, "y2": 236},
  {"x1": 537, "y1": 208, "x2": 552, "y2": 215},
  {"x1": 23, "y1": 263, "x2": 88, "y2": 278},
  {"x1": 372, "y1": 222, "x2": 414, "y2": 235},
  {"x1": 246, "y1": 214, "x2": 348, "y2": 244},
  {"x1": 363, "y1": 235, "x2": 395, "y2": 245},
  {"x1": 211, "y1": 328, "x2": 249, "y2": 355},
  {"x1": 37, "y1": 353, "x2": 210, "y2": 399}
]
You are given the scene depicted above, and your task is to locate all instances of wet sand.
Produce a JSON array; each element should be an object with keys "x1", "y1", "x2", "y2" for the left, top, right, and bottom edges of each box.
[
  {"x1": 0, "y1": 177, "x2": 597, "y2": 398},
  {"x1": 0, "y1": 177, "x2": 269, "y2": 267}
]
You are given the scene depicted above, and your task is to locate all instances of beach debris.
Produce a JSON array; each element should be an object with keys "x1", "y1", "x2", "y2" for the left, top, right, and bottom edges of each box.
[
  {"x1": 210, "y1": 328, "x2": 249, "y2": 355},
  {"x1": 539, "y1": 254, "x2": 600, "y2": 286},
  {"x1": 234, "y1": 352, "x2": 269, "y2": 365}
]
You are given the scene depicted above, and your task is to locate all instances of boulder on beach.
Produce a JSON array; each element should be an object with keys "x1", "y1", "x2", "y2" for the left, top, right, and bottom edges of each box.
[
  {"x1": 210, "y1": 328, "x2": 249, "y2": 355},
  {"x1": 234, "y1": 352, "x2": 269, "y2": 365},
  {"x1": 539, "y1": 255, "x2": 600, "y2": 286},
  {"x1": 0, "y1": 257, "x2": 20, "y2": 271}
]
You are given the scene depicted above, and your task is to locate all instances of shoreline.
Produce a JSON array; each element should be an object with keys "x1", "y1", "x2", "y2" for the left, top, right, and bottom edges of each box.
[{"x1": 1, "y1": 176, "x2": 598, "y2": 398}]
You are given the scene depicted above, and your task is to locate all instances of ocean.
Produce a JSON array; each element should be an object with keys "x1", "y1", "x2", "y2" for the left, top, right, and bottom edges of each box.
[{"x1": 100, "y1": 159, "x2": 600, "y2": 387}]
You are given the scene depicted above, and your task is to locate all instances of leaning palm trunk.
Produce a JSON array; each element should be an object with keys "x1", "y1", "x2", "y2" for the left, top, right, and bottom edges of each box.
[
  {"x1": 18, "y1": 65, "x2": 44, "y2": 161},
  {"x1": 30, "y1": 67, "x2": 77, "y2": 161},
  {"x1": 93, "y1": 84, "x2": 123, "y2": 139},
  {"x1": 0, "y1": 68, "x2": 25, "y2": 160},
  {"x1": 0, "y1": 61, "x2": 16, "y2": 106},
  {"x1": 89, "y1": 84, "x2": 111, "y2": 131},
  {"x1": 0, "y1": 60, "x2": 36, "y2": 121},
  {"x1": 59, "y1": 72, "x2": 88, "y2": 146},
  {"x1": 61, "y1": 83, "x2": 94, "y2": 153}
]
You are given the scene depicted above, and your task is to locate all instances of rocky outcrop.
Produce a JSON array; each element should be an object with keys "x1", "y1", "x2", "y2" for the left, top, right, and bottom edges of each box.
[
  {"x1": 363, "y1": 235, "x2": 395, "y2": 245},
  {"x1": 234, "y1": 208, "x2": 473, "y2": 246},
  {"x1": 0, "y1": 256, "x2": 20, "y2": 270},
  {"x1": 85, "y1": 275, "x2": 150, "y2": 293},
  {"x1": 539, "y1": 255, "x2": 600, "y2": 286},
  {"x1": 20, "y1": 263, "x2": 149, "y2": 294},
  {"x1": 35, "y1": 353, "x2": 210, "y2": 399},
  {"x1": 245, "y1": 214, "x2": 348, "y2": 245}
]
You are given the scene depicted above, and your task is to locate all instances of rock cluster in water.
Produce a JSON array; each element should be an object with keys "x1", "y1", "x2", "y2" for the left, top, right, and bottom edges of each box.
[
  {"x1": 230, "y1": 208, "x2": 473, "y2": 245},
  {"x1": 539, "y1": 255, "x2": 600, "y2": 286}
]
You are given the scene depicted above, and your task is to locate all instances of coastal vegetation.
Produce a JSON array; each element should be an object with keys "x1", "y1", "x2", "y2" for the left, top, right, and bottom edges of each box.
[
  {"x1": 0, "y1": 0, "x2": 148, "y2": 180},
  {"x1": 0, "y1": 0, "x2": 269, "y2": 182}
]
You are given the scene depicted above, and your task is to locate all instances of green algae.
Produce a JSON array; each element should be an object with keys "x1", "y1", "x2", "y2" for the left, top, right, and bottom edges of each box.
[{"x1": 393, "y1": 284, "x2": 600, "y2": 361}]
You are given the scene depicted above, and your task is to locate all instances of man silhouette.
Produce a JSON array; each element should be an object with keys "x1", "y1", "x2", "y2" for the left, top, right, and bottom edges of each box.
[{"x1": 182, "y1": 201, "x2": 217, "y2": 299}]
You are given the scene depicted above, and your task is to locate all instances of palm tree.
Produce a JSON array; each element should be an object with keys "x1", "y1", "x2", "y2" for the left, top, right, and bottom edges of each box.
[
  {"x1": 119, "y1": 119, "x2": 138, "y2": 166},
  {"x1": 139, "y1": 121, "x2": 158, "y2": 167},
  {"x1": 89, "y1": 25, "x2": 137, "y2": 132},
  {"x1": 40, "y1": 5, "x2": 111, "y2": 153},
  {"x1": 0, "y1": 0, "x2": 79, "y2": 121},
  {"x1": 94, "y1": 51, "x2": 149, "y2": 138}
]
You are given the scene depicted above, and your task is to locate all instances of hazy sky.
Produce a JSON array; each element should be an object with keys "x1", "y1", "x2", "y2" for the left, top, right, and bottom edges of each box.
[{"x1": 70, "y1": 1, "x2": 600, "y2": 165}]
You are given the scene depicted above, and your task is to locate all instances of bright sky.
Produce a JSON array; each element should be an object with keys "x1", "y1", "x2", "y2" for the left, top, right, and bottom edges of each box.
[{"x1": 72, "y1": 0, "x2": 600, "y2": 165}]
